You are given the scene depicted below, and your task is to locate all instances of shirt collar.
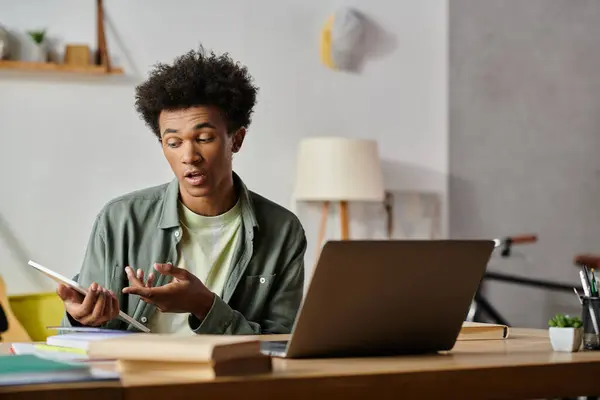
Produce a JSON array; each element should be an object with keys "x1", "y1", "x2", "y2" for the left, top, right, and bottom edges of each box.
[{"x1": 158, "y1": 171, "x2": 259, "y2": 234}]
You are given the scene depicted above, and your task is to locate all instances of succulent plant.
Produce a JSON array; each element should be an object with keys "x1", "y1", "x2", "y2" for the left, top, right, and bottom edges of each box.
[
  {"x1": 549, "y1": 313, "x2": 583, "y2": 328},
  {"x1": 27, "y1": 29, "x2": 46, "y2": 45}
]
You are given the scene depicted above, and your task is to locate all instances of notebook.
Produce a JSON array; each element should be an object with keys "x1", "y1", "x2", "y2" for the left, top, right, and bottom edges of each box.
[
  {"x1": 86, "y1": 333, "x2": 272, "y2": 377},
  {"x1": 458, "y1": 322, "x2": 509, "y2": 340},
  {"x1": 0, "y1": 354, "x2": 118, "y2": 386},
  {"x1": 10, "y1": 343, "x2": 88, "y2": 362},
  {"x1": 46, "y1": 331, "x2": 136, "y2": 351}
]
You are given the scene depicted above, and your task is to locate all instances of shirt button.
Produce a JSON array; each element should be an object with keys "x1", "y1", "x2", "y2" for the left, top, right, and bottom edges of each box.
[
  {"x1": 259, "y1": 277, "x2": 266, "y2": 284},
  {"x1": 141, "y1": 317, "x2": 148, "y2": 323}
]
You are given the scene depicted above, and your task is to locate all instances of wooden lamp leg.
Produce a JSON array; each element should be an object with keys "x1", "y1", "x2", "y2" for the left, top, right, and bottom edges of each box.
[
  {"x1": 340, "y1": 200, "x2": 349, "y2": 240},
  {"x1": 315, "y1": 201, "x2": 330, "y2": 264}
]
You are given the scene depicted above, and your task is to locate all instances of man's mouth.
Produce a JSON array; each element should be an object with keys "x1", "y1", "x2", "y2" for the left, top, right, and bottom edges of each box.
[{"x1": 184, "y1": 170, "x2": 207, "y2": 186}]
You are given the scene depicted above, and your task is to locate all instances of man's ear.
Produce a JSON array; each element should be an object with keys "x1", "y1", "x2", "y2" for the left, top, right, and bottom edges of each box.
[{"x1": 231, "y1": 128, "x2": 246, "y2": 153}]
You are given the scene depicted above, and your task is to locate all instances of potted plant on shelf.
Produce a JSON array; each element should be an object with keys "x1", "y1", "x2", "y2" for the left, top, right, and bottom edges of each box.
[
  {"x1": 548, "y1": 313, "x2": 583, "y2": 352},
  {"x1": 22, "y1": 29, "x2": 47, "y2": 62}
]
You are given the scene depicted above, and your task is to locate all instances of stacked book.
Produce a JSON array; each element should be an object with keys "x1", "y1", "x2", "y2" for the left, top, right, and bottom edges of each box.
[
  {"x1": 11, "y1": 328, "x2": 272, "y2": 379},
  {"x1": 86, "y1": 334, "x2": 273, "y2": 378}
]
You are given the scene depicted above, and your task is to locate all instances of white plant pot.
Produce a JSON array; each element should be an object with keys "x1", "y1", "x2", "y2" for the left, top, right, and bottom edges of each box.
[
  {"x1": 20, "y1": 39, "x2": 47, "y2": 63},
  {"x1": 549, "y1": 327, "x2": 583, "y2": 352}
]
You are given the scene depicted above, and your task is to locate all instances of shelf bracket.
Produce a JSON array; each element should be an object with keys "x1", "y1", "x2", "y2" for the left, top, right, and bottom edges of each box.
[{"x1": 96, "y1": 0, "x2": 112, "y2": 73}]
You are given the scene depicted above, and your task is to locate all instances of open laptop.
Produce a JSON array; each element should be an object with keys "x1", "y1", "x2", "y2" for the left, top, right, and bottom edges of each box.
[{"x1": 261, "y1": 239, "x2": 495, "y2": 359}]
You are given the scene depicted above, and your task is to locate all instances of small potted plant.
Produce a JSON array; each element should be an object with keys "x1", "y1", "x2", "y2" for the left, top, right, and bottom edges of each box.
[
  {"x1": 548, "y1": 313, "x2": 583, "y2": 352},
  {"x1": 22, "y1": 29, "x2": 47, "y2": 62}
]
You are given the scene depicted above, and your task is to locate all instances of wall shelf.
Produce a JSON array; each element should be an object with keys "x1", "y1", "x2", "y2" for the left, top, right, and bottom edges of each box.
[{"x1": 0, "y1": 60, "x2": 124, "y2": 75}]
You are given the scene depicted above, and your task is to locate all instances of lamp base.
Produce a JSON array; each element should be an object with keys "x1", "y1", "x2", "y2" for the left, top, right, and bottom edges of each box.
[
  {"x1": 314, "y1": 200, "x2": 350, "y2": 265},
  {"x1": 340, "y1": 201, "x2": 349, "y2": 240}
]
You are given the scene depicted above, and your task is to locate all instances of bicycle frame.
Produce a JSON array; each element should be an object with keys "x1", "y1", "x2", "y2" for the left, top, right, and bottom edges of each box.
[{"x1": 466, "y1": 234, "x2": 581, "y2": 326}]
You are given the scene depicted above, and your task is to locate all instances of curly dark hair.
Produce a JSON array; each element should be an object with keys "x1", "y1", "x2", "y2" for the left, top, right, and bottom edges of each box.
[{"x1": 134, "y1": 46, "x2": 258, "y2": 138}]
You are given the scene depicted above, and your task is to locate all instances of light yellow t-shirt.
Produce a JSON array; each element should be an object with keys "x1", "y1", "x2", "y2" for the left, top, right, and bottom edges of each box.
[{"x1": 147, "y1": 199, "x2": 242, "y2": 334}]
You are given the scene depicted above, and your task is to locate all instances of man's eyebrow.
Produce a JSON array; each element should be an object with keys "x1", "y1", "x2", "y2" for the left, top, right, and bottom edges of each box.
[
  {"x1": 193, "y1": 122, "x2": 216, "y2": 130},
  {"x1": 162, "y1": 123, "x2": 216, "y2": 136}
]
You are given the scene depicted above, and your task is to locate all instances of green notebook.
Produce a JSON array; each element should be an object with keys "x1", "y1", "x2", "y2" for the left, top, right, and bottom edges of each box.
[{"x1": 0, "y1": 354, "x2": 101, "y2": 386}]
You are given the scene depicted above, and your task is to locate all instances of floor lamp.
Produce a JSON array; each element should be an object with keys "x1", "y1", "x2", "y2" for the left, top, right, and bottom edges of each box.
[{"x1": 293, "y1": 137, "x2": 385, "y2": 262}]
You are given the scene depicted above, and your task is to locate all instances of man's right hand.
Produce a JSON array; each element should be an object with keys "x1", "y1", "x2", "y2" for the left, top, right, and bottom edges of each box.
[{"x1": 57, "y1": 282, "x2": 120, "y2": 326}]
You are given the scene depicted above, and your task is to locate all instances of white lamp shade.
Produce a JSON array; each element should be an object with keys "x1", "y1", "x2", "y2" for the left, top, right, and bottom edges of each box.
[{"x1": 294, "y1": 137, "x2": 385, "y2": 202}]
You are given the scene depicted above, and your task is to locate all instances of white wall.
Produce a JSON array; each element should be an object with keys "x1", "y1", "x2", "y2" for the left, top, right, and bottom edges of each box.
[{"x1": 0, "y1": 0, "x2": 448, "y2": 295}]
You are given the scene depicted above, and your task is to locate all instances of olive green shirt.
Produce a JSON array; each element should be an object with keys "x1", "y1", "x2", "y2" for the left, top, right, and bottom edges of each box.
[{"x1": 62, "y1": 172, "x2": 307, "y2": 335}]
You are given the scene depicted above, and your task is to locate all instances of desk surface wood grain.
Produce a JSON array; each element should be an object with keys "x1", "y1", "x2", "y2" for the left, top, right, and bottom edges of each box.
[{"x1": 2, "y1": 328, "x2": 600, "y2": 400}]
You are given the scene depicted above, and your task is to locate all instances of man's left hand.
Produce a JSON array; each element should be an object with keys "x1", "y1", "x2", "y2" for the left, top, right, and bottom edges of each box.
[{"x1": 122, "y1": 264, "x2": 215, "y2": 319}]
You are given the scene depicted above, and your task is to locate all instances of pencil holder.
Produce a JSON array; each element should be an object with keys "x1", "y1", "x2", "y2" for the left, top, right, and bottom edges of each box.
[{"x1": 581, "y1": 296, "x2": 600, "y2": 350}]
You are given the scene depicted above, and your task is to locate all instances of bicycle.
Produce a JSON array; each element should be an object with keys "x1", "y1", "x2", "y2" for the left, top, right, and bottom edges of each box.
[{"x1": 466, "y1": 233, "x2": 582, "y2": 326}]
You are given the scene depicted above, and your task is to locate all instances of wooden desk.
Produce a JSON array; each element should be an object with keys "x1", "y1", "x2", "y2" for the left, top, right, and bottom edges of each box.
[{"x1": 2, "y1": 328, "x2": 600, "y2": 400}]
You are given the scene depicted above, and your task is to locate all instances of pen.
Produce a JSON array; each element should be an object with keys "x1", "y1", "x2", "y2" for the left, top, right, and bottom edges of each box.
[
  {"x1": 580, "y1": 271, "x2": 591, "y2": 297},
  {"x1": 579, "y1": 271, "x2": 600, "y2": 335},
  {"x1": 583, "y1": 266, "x2": 594, "y2": 295},
  {"x1": 590, "y1": 272, "x2": 597, "y2": 297}
]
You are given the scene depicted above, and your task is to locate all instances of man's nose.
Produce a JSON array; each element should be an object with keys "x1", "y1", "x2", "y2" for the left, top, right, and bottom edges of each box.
[{"x1": 181, "y1": 142, "x2": 202, "y2": 164}]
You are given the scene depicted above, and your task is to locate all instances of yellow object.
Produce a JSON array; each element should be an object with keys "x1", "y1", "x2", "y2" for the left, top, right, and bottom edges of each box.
[
  {"x1": 319, "y1": 8, "x2": 365, "y2": 71},
  {"x1": 320, "y1": 15, "x2": 336, "y2": 69},
  {"x1": 9, "y1": 292, "x2": 64, "y2": 341},
  {"x1": 0, "y1": 275, "x2": 31, "y2": 342},
  {"x1": 34, "y1": 344, "x2": 87, "y2": 355}
]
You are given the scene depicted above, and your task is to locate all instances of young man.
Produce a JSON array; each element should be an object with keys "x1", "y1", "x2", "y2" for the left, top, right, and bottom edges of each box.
[{"x1": 57, "y1": 47, "x2": 307, "y2": 335}]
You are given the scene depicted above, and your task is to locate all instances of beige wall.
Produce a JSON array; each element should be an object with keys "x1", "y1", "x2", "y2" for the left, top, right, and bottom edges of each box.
[
  {"x1": 0, "y1": 0, "x2": 448, "y2": 295},
  {"x1": 449, "y1": 0, "x2": 600, "y2": 328}
]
